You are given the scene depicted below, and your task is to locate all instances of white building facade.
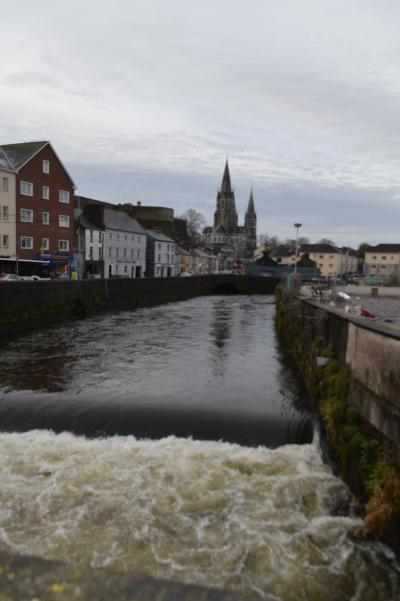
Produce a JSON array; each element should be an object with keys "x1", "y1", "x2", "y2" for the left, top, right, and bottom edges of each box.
[
  {"x1": 145, "y1": 229, "x2": 176, "y2": 277},
  {"x1": 82, "y1": 203, "x2": 147, "y2": 279}
]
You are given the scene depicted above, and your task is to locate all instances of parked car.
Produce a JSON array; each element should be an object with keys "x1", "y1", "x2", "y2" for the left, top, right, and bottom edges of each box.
[
  {"x1": 21, "y1": 275, "x2": 51, "y2": 281},
  {"x1": 0, "y1": 273, "x2": 22, "y2": 282},
  {"x1": 179, "y1": 272, "x2": 193, "y2": 277}
]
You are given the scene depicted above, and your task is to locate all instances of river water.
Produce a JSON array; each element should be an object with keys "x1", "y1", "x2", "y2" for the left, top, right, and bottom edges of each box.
[{"x1": 0, "y1": 295, "x2": 398, "y2": 600}]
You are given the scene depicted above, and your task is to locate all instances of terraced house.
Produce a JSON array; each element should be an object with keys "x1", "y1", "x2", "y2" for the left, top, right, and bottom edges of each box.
[
  {"x1": 0, "y1": 149, "x2": 16, "y2": 259},
  {"x1": 0, "y1": 141, "x2": 75, "y2": 275},
  {"x1": 299, "y1": 243, "x2": 343, "y2": 277},
  {"x1": 364, "y1": 244, "x2": 400, "y2": 282}
]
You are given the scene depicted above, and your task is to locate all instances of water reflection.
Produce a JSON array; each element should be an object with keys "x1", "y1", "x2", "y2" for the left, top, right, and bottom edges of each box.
[{"x1": 0, "y1": 296, "x2": 313, "y2": 446}]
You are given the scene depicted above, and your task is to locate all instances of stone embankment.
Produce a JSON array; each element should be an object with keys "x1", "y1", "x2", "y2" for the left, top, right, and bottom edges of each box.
[
  {"x1": 0, "y1": 275, "x2": 279, "y2": 342},
  {"x1": 276, "y1": 287, "x2": 400, "y2": 553}
]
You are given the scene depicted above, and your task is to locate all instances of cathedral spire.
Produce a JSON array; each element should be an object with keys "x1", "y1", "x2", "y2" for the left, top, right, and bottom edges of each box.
[
  {"x1": 220, "y1": 160, "x2": 233, "y2": 195},
  {"x1": 246, "y1": 188, "x2": 256, "y2": 215}
]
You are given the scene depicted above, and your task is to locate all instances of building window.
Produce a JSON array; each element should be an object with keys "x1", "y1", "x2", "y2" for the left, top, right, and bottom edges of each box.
[
  {"x1": 116, "y1": 247, "x2": 120, "y2": 258},
  {"x1": 124, "y1": 265, "x2": 128, "y2": 273},
  {"x1": 109, "y1": 247, "x2": 112, "y2": 258},
  {"x1": 117, "y1": 234, "x2": 120, "y2": 239},
  {"x1": 59, "y1": 215, "x2": 70, "y2": 228},
  {"x1": 99, "y1": 246, "x2": 103, "y2": 260},
  {"x1": 59, "y1": 190, "x2": 70, "y2": 204},
  {"x1": 137, "y1": 249, "x2": 140, "y2": 258},
  {"x1": 21, "y1": 236, "x2": 33, "y2": 249},
  {"x1": 42, "y1": 238, "x2": 49, "y2": 251},
  {"x1": 89, "y1": 247, "x2": 93, "y2": 260},
  {"x1": 90, "y1": 230, "x2": 93, "y2": 243},
  {"x1": 2, "y1": 206, "x2": 9, "y2": 221},
  {"x1": 42, "y1": 186, "x2": 50, "y2": 200},
  {"x1": 43, "y1": 160, "x2": 50, "y2": 174},
  {"x1": 2, "y1": 234, "x2": 9, "y2": 248},
  {"x1": 158, "y1": 253, "x2": 161, "y2": 262},
  {"x1": 1, "y1": 177, "x2": 8, "y2": 192},
  {"x1": 21, "y1": 208, "x2": 33, "y2": 222},
  {"x1": 124, "y1": 235, "x2": 127, "y2": 241},
  {"x1": 109, "y1": 233, "x2": 113, "y2": 239},
  {"x1": 20, "y1": 181, "x2": 33, "y2": 196},
  {"x1": 42, "y1": 212, "x2": 50, "y2": 225},
  {"x1": 124, "y1": 248, "x2": 127, "y2": 258},
  {"x1": 131, "y1": 249, "x2": 134, "y2": 258},
  {"x1": 131, "y1": 235, "x2": 134, "y2": 241},
  {"x1": 381, "y1": 256, "x2": 387, "y2": 260},
  {"x1": 59, "y1": 239, "x2": 69, "y2": 251}
]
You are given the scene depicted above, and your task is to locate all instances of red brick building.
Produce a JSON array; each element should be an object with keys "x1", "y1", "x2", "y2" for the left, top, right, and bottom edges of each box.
[{"x1": 0, "y1": 141, "x2": 75, "y2": 272}]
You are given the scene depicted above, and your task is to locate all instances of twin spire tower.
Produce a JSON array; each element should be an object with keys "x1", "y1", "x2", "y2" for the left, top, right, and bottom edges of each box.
[{"x1": 203, "y1": 160, "x2": 257, "y2": 265}]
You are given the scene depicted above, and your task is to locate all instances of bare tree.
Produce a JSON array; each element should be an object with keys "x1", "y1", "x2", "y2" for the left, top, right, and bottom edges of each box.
[
  {"x1": 357, "y1": 242, "x2": 370, "y2": 259},
  {"x1": 316, "y1": 238, "x2": 336, "y2": 246},
  {"x1": 179, "y1": 209, "x2": 207, "y2": 245}
]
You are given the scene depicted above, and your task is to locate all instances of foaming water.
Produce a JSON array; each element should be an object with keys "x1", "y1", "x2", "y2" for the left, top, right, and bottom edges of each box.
[{"x1": 0, "y1": 430, "x2": 398, "y2": 601}]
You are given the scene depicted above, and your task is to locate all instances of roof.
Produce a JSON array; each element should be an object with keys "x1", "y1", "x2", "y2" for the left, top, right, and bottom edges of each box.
[
  {"x1": 175, "y1": 245, "x2": 192, "y2": 256},
  {"x1": 145, "y1": 229, "x2": 175, "y2": 243},
  {"x1": 220, "y1": 160, "x2": 233, "y2": 196},
  {"x1": 103, "y1": 208, "x2": 146, "y2": 234},
  {"x1": 0, "y1": 141, "x2": 48, "y2": 170},
  {"x1": 365, "y1": 244, "x2": 400, "y2": 253},
  {"x1": 246, "y1": 189, "x2": 256, "y2": 215},
  {"x1": 340, "y1": 246, "x2": 357, "y2": 255},
  {"x1": 79, "y1": 214, "x2": 102, "y2": 232},
  {"x1": 300, "y1": 244, "x2": 340, "y2": 254},
  {"x1": 76, "y1": 195, "x2": 115, "y2": 209},
  {"x1": 0, "y1": 148, "x2": 15, "y2": 172},
  {"x1": 0, "y1": 140, "x2": 76, "y2": 187},
  {"x1": 296, "y1": 253, "x2": 317, "y2": 267},
  {"x1": 255, "y1": 252, "x2": 278, "y2": 267},
  {"x1": 271, "y1": 247, "x2": 294, "y2": 258}
]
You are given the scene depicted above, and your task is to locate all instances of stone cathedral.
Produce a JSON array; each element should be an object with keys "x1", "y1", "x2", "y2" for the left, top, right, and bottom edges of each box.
[{"x1": 203, "y1": 161, "x2": 257, "y2": 266}]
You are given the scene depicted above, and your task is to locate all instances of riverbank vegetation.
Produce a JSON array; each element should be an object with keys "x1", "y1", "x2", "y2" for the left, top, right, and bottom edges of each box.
[{"x1": 275, "y1": 287, "x2": 400, "y2": 550}]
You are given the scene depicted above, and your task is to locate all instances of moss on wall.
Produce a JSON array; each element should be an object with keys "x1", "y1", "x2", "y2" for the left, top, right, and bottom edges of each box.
[{"x1": 276, "y1": 286, "x2": 400, "y2": 548}]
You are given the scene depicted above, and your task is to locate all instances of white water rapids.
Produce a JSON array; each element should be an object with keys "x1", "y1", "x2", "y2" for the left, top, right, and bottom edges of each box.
[{"x1": 0, "y1": 430, "x2": 398, "y2": 600}]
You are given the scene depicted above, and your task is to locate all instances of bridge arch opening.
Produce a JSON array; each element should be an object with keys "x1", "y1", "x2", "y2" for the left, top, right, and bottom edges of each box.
[{"x1": 212, "y1": 282, "x2": 240, "y2": 295}]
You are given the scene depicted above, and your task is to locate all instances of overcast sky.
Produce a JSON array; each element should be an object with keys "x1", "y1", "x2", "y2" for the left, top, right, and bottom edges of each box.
[{"x1": 1, "y1": 0, "x2": 400, "y2": 247}]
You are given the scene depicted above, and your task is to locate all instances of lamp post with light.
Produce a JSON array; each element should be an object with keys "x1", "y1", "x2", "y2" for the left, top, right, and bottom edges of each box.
[{"x1": 294, "y1": 223, "x2": 302, "y2": 276}]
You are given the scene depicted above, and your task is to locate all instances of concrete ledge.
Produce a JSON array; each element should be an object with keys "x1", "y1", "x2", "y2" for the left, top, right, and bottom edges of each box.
[{"x1": 0, "y1": 552, "x2": 260, "y2": 601}]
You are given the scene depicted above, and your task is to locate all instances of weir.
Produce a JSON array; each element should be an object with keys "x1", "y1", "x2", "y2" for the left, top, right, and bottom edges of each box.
[{"x1": 0, "y1": 288, "x2": 399, "y2": 599}]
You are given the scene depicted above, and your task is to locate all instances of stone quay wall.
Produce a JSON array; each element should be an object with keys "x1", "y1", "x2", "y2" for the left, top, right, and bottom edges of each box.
[
  {"x1": 276, "y1": 288, "x2": 400, "y2": 552},
  {"x1": 0, "y1": 275, "x2": 279, "y2": 342},
  {"x1": 299, "y1": 299, "x2": 400, "y2": 446}
]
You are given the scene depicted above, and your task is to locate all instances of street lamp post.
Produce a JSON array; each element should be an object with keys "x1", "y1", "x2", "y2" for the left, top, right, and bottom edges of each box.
[{"x1": 294, "y1": 223, "x2": 302, "y2": 276}]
